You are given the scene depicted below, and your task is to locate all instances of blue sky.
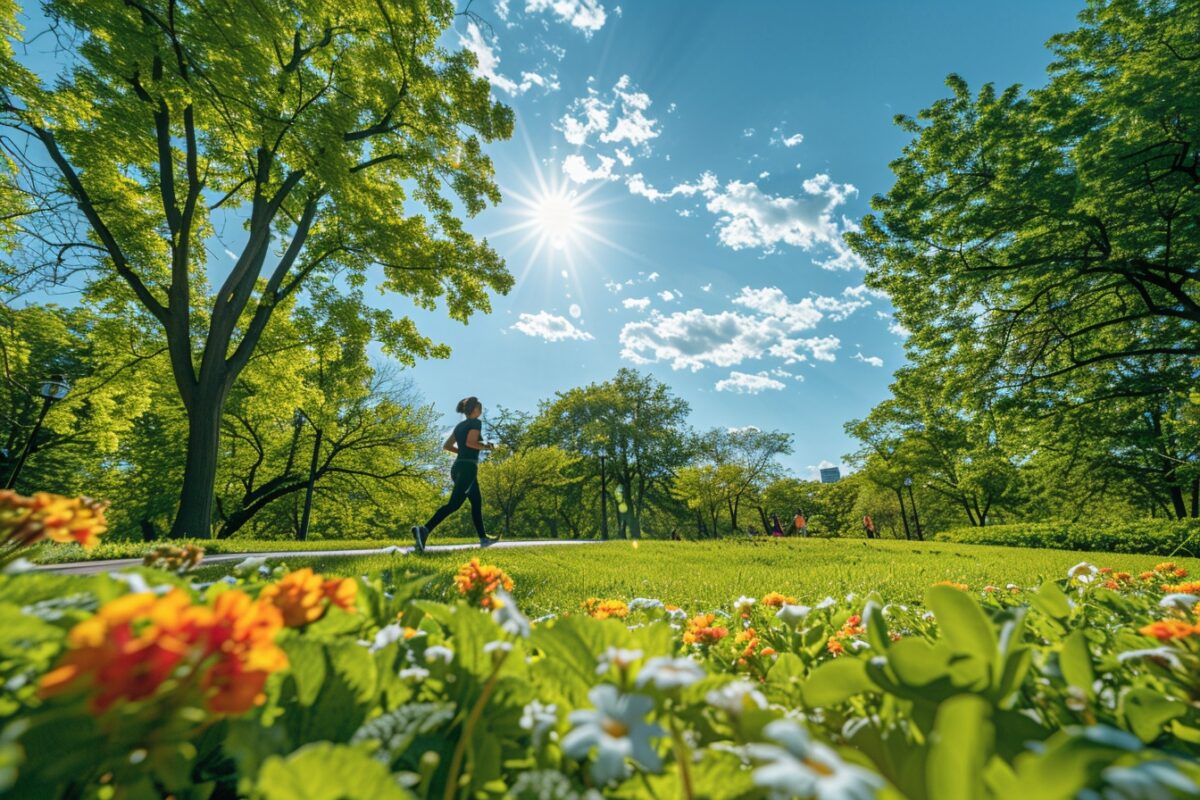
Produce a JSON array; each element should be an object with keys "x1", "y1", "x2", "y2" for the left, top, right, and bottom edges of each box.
[
  {"x1": 400, "y1": 0, "x2": 1085, "y2": 476},
  {"x1": 14, "y1": 1, "x2": 1086, "y2": 478}
]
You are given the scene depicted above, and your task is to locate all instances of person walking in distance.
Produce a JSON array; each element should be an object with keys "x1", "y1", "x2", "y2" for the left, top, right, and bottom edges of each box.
[
  {"x1": 411, "y1": 396, "x2": 497, "y2": 553},
  {"x1": 793, "y1": 509, "x2": 808, "y2": 537},
  {"x1": 771, "y1": 514, "x2": 784, "y2": 537},
  {"x1": 863, "y1": 514, "x2": 877, "y2": 540}
]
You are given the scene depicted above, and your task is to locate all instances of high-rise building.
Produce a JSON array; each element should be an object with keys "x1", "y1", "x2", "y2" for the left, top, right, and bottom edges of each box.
[{"x1": 819, "y1": 466, "x2": 841, "y2": 484}]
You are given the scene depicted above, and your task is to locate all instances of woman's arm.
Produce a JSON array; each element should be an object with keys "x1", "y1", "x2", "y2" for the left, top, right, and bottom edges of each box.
[
  {"x1": 443, "y1": 432, "x2": 458, "y2": 454},
  {"x1": 464, "y1": 428, "x2": 495, "y2": 451}
]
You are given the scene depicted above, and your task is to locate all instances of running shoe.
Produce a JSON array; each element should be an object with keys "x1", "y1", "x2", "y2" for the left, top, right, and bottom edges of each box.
[
  {"x1": 411, "y1": 525, "x2": 428, "y2": 554},
  {"x1": 478, "y1": 534, "x2": 499, "y2": 548}
]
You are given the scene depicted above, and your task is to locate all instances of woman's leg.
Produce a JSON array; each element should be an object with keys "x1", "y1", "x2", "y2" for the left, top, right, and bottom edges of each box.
[
  {"x1": 466, "y1": 472, "x2": 486, "y2": 538},
  {"x1": 424, "y1": 463, "x2": 472, "y2": 533}
]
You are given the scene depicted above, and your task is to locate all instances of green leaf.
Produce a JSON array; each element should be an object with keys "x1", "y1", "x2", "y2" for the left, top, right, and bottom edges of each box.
[
  {"x1": 802, "y1": 657, "x2": 877, "y2": 707},
  {"x1": 281, "y1": 637, "x2": 326, "y2": 706},
  {"x1": 1122, "y1": 687, "x2": 1185, "y2": 743},
  {"x1": 926, "y1": 585, "x2": 997, "y2": 667},
  {"x1": 1058, "y1": 629, "x2": 1094, "y2": 697},
  {"x1": 254, "y1": 743, "x2": 412, "y2": 800},
  {"x1": 1029, "y1": 581, "x2": 1071, "y2": 622},
  {"x1": 928, "y1": 694, "x2": 993, "y2": 800}
]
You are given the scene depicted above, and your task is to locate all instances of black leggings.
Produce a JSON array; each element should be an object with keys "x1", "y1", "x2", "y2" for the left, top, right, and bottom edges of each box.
[{"x1": 424, "y1": 460, "x2": 484, "y2": 538}]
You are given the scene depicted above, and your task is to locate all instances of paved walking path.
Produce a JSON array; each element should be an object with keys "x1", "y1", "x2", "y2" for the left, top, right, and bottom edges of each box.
[{"x1": 36, "y1": 539, "x2": 601, "y2": 576}]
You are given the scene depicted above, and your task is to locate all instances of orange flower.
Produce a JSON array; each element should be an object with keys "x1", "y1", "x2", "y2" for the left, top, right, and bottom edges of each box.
[
  {"x1": 1174, "y1": 568, "x2": 1189, "y2": 579},
  {"x1": 260, "y1": 568, "x2": 327, "y2": 627},
  {"x1": 1099, "y1": 567, "x2": 1113, "y2": 575},
  {"x1": 323, "y1": 577, "x2": 358, "y2": 612},
  {"x1": 40, "y1": 589, "x2": 287, "y2": 715},
  {"x1": 683, "y1": 613, "x2": 729, "y2": 646},
  {"x1": 581, "y1": 598, "x2": 629, "y2": 620},
  {"x1": 1139, "y1": 571, "x2": 1156, "y2": 581},
  {"x1": 1139, "y1": 620, "x2": 1199, "y2": 642},
  {"x1": 932, "y1": 581, "x2": 969, "y2": 592},
  {"x1": 760, "y1": 647, "x2": 776, "y2": 657},
  {"x1": 1115, "y1": 572, "x2": 1132, "y2": 583},
  {"x1": 735, "y1": 627, "x2": 760, "y2": 658},
  {"x1": 1154, "y1": 562, "x2": 1177, "y2": 574},
  {"x1": 760, "y1": 592, "x2": 796, "y2": 608},
  {"x1": 1102, "y1": 580, "x2": 1120, "y2": 590},
  {"x1": 0, "y1": 490, "x2": 109, "y2": 549},
  {"x1": 453, "y1": 559, "x2": 514, "y2": 609},
  {"x1": 826, "y1": 639, "x2": 845, "y2": 657},
  {"x1": 1162, "y1": 580, "x2": 1200, "y2": 595}
]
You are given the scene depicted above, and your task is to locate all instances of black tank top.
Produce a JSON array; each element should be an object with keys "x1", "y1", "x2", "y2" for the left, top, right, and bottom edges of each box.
[{"x1": 454, "y1": 418, "x2": 482, "y2": 462}]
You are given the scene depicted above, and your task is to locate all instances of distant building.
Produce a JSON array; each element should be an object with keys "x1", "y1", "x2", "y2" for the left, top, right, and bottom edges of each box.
[{"x1": 819, "y1": 466, "x2": 841, "y2": 484}]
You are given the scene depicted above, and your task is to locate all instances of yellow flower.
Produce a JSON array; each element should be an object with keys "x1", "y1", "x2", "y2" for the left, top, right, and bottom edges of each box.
[
  {"x1": 581, "y1": 598, "x2": 629, "y2": 620},
  {"x1": 0, "y1": 490, "x2": 109, "y2": 549},
  {"x1": 260, "y1": 568, "x2": 327, "y2": 627},
  {"x1": 453, "y1": 559, "x2": 514, "y2": 609},
  {"x1": 932, "y1": 580, "x2": 969, "y2": 592}
]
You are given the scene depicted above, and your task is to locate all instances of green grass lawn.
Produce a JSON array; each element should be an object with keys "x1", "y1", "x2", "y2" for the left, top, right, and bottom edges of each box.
[
  {"x1": 194, "y1": 537, "x2": 1200, "y2": 618},
  {"x1": 32, "y1": 536, "x2": 480, "y2": 564}
]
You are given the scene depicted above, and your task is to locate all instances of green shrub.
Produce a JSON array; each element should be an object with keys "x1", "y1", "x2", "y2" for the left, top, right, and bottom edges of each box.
[{"x1": 934, "y1": 519, "x2": 1200, "y2": 557}]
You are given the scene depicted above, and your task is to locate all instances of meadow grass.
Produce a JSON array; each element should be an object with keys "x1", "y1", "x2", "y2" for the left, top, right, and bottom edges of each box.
[
  {"x1": 33, "y1": 536, "x2": 480, "y2": 564},
  {"x1": 195, "y1": 537, "x2": 1200, "y2": 617}
]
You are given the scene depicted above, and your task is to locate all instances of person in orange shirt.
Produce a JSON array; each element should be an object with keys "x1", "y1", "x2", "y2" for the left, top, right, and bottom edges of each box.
[
  {"x1": 793, "y1": 509, "x2": 808, "y2": 537},
  {"x1": 863, "y1": 514, "x2": 877, "y2": 540}
]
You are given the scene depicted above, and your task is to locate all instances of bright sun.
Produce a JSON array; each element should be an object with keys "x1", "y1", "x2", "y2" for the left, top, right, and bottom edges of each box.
[{"x1": 535, "y1": 190, "x2": 580, "y2": 251}]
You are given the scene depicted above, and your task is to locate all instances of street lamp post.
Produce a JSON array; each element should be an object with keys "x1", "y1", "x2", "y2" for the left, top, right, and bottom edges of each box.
[
  {"x1": 598, "y1": 447, "x2": 609, "y2": 541},
  {"x1": 294, "y1": 410, "x2": 323, "y2": 542},
  {"x1": 904, "y1": 476, "x2": 923, "y2": 541},
  {"x1": 5, "y1": 375, "x2": 70, "y2": 490}
]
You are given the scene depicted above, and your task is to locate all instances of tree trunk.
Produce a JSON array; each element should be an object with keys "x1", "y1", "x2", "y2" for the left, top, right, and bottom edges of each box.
[
  {"x1": 139, "y1": 519, "x2": 158, "y2": 542},
  {"x1": 170, "y1": 395, "x2": 225, "y2": 539},
  {"x1": 756, "y1": 506, "x2": 770, "y2": 536},
  {"x1": 1191, "y1": 477, "x2": 1198, "y2": 519},
  {"x1": 895, "y1": 488, "x2": 912, "y2": 540}
]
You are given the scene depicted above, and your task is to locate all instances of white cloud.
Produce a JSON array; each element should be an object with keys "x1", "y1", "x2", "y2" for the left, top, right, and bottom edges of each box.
[
  {"x1": 781, "y1": 133, "x2": 804, "y2": 147},
  {"x1": 733, "y1": 286, "x2": 823, "y2": 332},
  {"x1": 525, "y1": 0, "x2": 607, "y2": 35},
  {"x1": 558, "y1": 75, "x2": 659, "y2": 152},
  {"x1": 715, "y1": 371, "x2": 785, "y2": 394},
  {"x1": 224, "y1": 248, "x2": 237, "y2": 260},
  {"x1": 562, "y1": 153, "x2": 617, "y2": 184},
  {"x1": 705, "y1": 174, "x2": 855, "y2": 253},
  {"x1": 769, "y1": 335, "x2": 840, "y2": 363},
  {"x1": 496, "y1": 0, "x2": 511, "y2": 20},
  {"x1": 568, "y1": 303, "x2": 582, "y2": 318},
  {"x1": 604, "y1": 280, "x2": 624, "y2": 293},
  {"x1": 701, "y1": 283, "x2": 712, "y2": 292},
  {"x1": 622, "y1": 296, "x2": 651, "y2": 311},
  {"x1": 889, "y1": 319, "x2": 911, "y2": 338},
  {"x1": 646, "y1": 271, "x2": 660, "y2": 282},
  {"x1": 512, "y1": 311, "x2": 595, "y2": 342},
  {"x1": 758, "y1": 170, "x2": 770, "y2": 179},
  {"x1": 658, "y1": 290, "x2": 675, "y2": 302},
  {"x1": 625, "y1": 171, "x2": 718, "y2": 202},
  {"x1": 853, "y1": 352, "x2": 884, "y2": 368},
  {"x1": 743, "y1": 127, "x2": 756, "y2": 138},
  {"x1": 458, "y1": 23, "x2": 557, "y2": 96},
  {"x1": 677, "y1": 209, "x2": 692, "y2": 218},
  {"x1": 619, "y1": 309, "x2": 777, "y2": 371}
]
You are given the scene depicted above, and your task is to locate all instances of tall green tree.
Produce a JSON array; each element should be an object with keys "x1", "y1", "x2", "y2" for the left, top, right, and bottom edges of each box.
[
  {"x1": 532, "y1": 369, "x2": 691, "y2": 539},
  {"x1": 0, "y1": 0, "x2": 513, "y2": 537}
]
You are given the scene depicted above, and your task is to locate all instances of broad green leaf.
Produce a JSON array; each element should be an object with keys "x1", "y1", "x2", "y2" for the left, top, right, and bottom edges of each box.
[
  {"x1": 254, "y1": 743, "x2": 412, "y2": 800},
  {"x1": 1122, "y1": 687, "x2": 1185, "y2": 743},
  {"x1": 803, "y1": 656, "x2": 877, "y2": 707},
  {"x1": 928, "y1": 694, "x2": 993, "y2": 800},
  {"x1": 1058, "y1": 629, "x2": 1094, "y2": 698}
]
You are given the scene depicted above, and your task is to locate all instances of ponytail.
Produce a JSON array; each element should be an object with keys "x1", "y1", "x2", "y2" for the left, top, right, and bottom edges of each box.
[{"x1": 456, "y1": 396, "x2": 481, "y2": 417}]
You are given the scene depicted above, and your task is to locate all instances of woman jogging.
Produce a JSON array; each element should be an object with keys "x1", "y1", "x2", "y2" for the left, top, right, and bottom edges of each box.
[
  {"x1": 411, "y1": 396, "x2": 497, "y2": 553},
  {"x1": 793, "y1": 509, "x2": 808, "y2": 537}
]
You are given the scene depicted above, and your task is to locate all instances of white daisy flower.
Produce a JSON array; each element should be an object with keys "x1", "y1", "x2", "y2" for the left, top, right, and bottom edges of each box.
[
  {"x1": 424, "y1": 645, "x2": 454, "y2": 665},
  {"x1": 520, "y1": 699, "x2": 559, "y2": 748},
  {"x1": 777, "y1": 604, "x2": 813, "y2": 627},
  {"x1": 595, "y1": 647, "x2": 643, "y2": 676},
  {"x1": 706, "y1": 681, "x2": 768, "y2": 718},
  {"x1": 635, "y1": 656, "x2": 705, "y2": 690},
  {"x1": 562, "y1": 685, "x2": 664, "y2": 784},
  {"x1": 749, "y1": 719, "x2": 883, "y2": 800}
]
